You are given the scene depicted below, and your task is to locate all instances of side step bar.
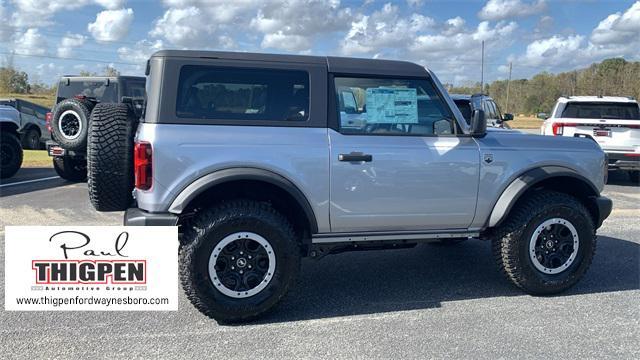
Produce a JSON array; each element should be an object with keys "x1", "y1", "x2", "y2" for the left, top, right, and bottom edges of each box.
[{"x1": 311, "y1": 230, "x2": 480, "y2": 244}]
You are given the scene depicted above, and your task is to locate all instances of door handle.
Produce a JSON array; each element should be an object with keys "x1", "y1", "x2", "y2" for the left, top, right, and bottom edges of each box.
[{"x1": 339, "y1": 152, "x2": 372, "y2": 162}]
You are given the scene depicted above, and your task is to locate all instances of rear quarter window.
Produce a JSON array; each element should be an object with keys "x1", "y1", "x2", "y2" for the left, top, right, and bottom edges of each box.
[
  {"x1": 175, "y1": 65, "x2": 309, "y2": 122},
  {"x1": 561, "y1": 102, "x2": 640, "y2": 120}
]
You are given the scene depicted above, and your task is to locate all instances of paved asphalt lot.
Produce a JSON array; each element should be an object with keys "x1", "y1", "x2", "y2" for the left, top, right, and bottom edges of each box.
[{"x1": 0, "y1": 167, "x2": 638, "y2": 359}]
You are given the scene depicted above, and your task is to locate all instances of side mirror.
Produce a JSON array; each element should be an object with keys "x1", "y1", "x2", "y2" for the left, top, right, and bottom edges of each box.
[
  {"x1": 470, "y1": 109, "x2": 487, "y2": 137},
  {"x1": 503, "y1": 113, "x2": 514, "y2": 121}
]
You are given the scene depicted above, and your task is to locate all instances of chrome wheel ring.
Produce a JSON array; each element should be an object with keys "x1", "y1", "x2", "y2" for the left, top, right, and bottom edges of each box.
[
  {"x1": 529, "y1": 218, "x2": 579, "y2": 275},
  {"x1": 58, "y1": 110, "x2": 82, "y2": 140},
  {"x1": 208, "y1": 232, "x2": 276, "y2": 298}
]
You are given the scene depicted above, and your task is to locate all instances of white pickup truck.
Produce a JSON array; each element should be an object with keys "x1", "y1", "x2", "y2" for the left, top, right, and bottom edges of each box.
[{"x1": 542, "y1": 96, "x2": 640, "y2": 182}]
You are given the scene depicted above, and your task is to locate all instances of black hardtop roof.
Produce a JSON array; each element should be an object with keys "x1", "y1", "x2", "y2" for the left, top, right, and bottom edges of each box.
[
  {"x1": 151, "y1": 50, "x2": 428, "y2": 77},
  {"x1": 60, "y1": 75, "x2": 145, "y2": 81},
  {"x1": 450, "y1": 93, "x2": 491, "y2": 100}
]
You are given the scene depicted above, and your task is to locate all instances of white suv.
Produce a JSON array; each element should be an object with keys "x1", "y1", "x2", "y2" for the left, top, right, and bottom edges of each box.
[{"x1": 542, "y1": 96, "x2": 640, "y2": 182}]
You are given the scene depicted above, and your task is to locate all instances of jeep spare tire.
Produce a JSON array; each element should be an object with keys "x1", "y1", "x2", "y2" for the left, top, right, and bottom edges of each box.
[
  {"x1": 87, "y1": 103, "x2": 137, "y2": 212},
  {"x1": 51, "y1": 98, "x2": 94, "y2": 150}
]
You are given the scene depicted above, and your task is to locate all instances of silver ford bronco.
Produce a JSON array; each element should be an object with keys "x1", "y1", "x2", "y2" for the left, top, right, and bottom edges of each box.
[{"x1": 86, "y1": 50, "x2": 612, "y2": 323}]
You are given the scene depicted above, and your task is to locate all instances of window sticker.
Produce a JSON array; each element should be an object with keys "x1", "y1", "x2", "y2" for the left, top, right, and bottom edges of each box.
[{"x1": 365, "y1": 87, "x2": 418, "y2": 124}]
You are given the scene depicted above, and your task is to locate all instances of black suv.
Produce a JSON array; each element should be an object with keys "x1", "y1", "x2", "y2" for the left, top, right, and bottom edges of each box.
[
  {"x1": 451, "y1": 94, "x2": 513, "y2": 128},
  {"x1": 47, "y1": 76, "x2": 145, "y2": 181}
]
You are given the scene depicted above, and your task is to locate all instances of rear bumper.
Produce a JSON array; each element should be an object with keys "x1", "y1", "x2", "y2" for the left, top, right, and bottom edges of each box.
[
  {"x1": 606, "y1": 152, "x2": 640, "y2": 170},
  {"x1": 124, "y1": 208, "x2": 179, "y2": 226},
  {"x1": 591, "y1": 196, "x2": 613, "y2": 229},
  {"x1": 46, "y1": 140, "x2": 85, "y2": 158}
]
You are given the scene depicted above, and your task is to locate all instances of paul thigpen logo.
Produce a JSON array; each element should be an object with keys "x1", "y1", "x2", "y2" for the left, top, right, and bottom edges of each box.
[{"x1": 32, "y1": 231, "x2": 147, "y2": 285}]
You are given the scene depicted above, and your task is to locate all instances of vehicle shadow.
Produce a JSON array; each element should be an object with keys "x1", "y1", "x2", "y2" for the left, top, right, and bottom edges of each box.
[
  {"x1": 607, "y1": 170, "x2": 639, "y2": 187},
  {"x1": 255, "y1": 236, "x2": 639, "y2": 324},
  {"x1": 0, "y1": 167, "x2": 73, "y2": 197}
]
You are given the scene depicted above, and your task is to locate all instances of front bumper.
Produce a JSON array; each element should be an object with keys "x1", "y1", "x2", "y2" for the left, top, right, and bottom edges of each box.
[
  {"x1": 591, "y1": 196, "x2": 613, "y2": 229},
  {"x1": 607, "y1": 152, "x2": 640, "y2": 170},
  {"x1": 124, "y1": 208, "x2": 179, "y2": 226}
]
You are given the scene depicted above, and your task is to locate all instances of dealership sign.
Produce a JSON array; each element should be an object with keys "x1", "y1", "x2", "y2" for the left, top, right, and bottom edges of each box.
[{"x1": 5, "y1": 226, "x2": 178, "y2": 311}]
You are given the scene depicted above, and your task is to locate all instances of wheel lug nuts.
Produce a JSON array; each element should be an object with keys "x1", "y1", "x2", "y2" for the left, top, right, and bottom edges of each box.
[
  {"x1": 231, "y1": 256, "x2": 235, "y2": 260},
  {"x1": 240, "y1": 251, "x2": 244, "y2": 255},
  {"x1": 231, "y1": 266, "x2": 235, "y2": 270},
  {"x1": 239, "y1": 270, "x2": 243, "y2": 274},
  {"x1": 248, "y1": 255, "x2": 252, "y2": 259},
  {"x1": 248, "y1": 265, "x2": 252, "y2": 269}
]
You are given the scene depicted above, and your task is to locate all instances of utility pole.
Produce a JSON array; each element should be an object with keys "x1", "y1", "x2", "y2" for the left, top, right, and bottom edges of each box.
[
  {"x1": 505, "y1": 62, "x2": 512, "y2": 113},
  {"x1": 480, "y1": 40, "x2": 485, "y2": 94}
]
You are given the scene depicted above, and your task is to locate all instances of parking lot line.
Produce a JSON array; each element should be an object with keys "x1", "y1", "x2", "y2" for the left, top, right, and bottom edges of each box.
[{"x1": 0, "y1": 176, "x2": 60, "y2": 188}]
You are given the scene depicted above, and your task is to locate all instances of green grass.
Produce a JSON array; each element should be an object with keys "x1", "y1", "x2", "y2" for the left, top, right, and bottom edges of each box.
[
  {"x1": 0, "y1": 93, "x2": 55, "y2": 108},
  {"x1": 23, "y1": 150, "x2": 52, "y2": 168},
  {"x1": 508, "y1": 116, "x2": 544, "y2": 129}
]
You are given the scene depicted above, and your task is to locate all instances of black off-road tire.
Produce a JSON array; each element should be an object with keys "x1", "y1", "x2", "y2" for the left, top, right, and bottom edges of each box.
[
  {"x1": 51, "y1": 98, "x2": 94, "y2": 150},
  {"x1": 180, "y1": 200, "x2": 301, "y2": 323},
  {"x1": 21, "y1": 128, "x2": 40, "y2": 150},
  {"x1": 491, "y1": 190, "x2": 596, "y2": 295},
  {"x1": 1, "y1": 132, "x2": 23, "y2": 179},
  {"x1": 53, "y1": 156, "x2": 87, "y2": 182},
  {"x1": 628, "y1": 171, "x2": 639, "y2": 184},
  {"x1": 87, "y1": 103, "x2": 137, "y2": 212}
]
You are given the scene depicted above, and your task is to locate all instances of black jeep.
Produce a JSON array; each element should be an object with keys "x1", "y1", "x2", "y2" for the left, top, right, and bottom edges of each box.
[{"x1": 46, "y1": 75, "x2": 145, "y2": 181}]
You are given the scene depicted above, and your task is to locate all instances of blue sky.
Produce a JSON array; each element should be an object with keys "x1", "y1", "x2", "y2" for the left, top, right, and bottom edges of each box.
[{"x1": 1, "y1": 0, "x2": 638, "y2": 86}]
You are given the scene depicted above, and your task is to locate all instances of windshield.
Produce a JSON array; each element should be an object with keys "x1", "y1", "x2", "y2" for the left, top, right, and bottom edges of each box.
[
  {"x1": 57, "y1": 80, "x2": 118, "y2": 103},
  {"x1": 454, "y1": 99, "x2": 472, "y2": 124},
  {"x1": 561, "y1": 102, "x2": 640, "y2": 120}
]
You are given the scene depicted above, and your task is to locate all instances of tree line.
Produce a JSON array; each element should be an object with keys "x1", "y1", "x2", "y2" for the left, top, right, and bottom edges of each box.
[
  {"x1": 0, "y1": 65, "x2": 120, "y2": 95},
  {"x1": 448, "y1": 58, "x2": 640, "y2": 116},
  {"x1": 1, "y1": 58, "x2": 638, "y2": 116}
]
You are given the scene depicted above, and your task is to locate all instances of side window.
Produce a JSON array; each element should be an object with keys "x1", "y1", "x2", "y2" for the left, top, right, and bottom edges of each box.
[
  {"x1": 453, "y1": 99, "x2": 472, "y2": 124},
  {"x1": 176, "y1": 65, "x2": 309, "y2": 122},
  {"x1": 483, "y1": 100, "x2": 496, "y2": 119},
  {"x1": 124, "y1": 80, "x2": 146, "y2": 98},
  {"x1": 334, "y1": 76, "x2": 455, "y2": 136},
  {"x1": 492, "y1": 101, "x2": 502, "y2": 120}
]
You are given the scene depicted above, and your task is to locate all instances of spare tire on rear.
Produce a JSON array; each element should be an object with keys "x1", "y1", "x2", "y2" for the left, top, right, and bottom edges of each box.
[
  {"x1": 87, "y1": 103, "x2": 138, "y2": 212},
  {"x1": 51, "y1": 98, "x2": 94, "y2": 150}
]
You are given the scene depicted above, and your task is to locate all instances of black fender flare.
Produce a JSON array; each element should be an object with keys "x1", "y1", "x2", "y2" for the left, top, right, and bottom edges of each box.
[
  {"x1": 487, "y1": 166, "x2": 600, "y2": 228},
  {"x1": 168, "y1": 167, "x2": 318, "y2": 233}
]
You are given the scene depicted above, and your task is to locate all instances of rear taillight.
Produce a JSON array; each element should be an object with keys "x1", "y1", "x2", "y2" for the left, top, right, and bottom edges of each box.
[
  {"x1": 45, "y1": 112, "x2": 52, "y2": 133},
  {"x1": 134, "y1": 141, "x2": 152, "y2": 190},
  {"x1": 551, "y1": 122, "x2": 577, "y2": 136}
]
